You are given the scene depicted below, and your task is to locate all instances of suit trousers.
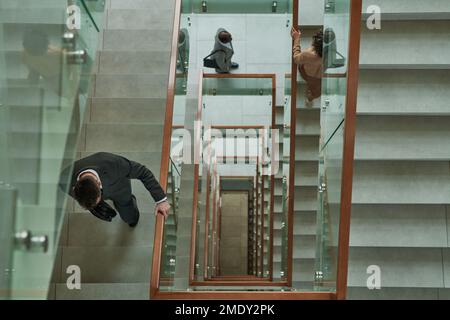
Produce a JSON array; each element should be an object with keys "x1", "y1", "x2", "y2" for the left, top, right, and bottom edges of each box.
[
  {"x1": 104, "y1": 179, "x2": 140, "y2": 224},
  {"x1": 113, "y1": 195, "x2": 139, "y2": 224}
]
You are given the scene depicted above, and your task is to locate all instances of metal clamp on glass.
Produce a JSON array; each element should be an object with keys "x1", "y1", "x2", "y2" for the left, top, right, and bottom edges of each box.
[
  {"x1": 66, "y1": 49, "x2": 88, "y2": 65},
  {"x1": 14, "y1": 230, "x2": 49, "y2": 253},
  {"x1": 62, "y1": 32, "x2": 77, "y2": 50}
]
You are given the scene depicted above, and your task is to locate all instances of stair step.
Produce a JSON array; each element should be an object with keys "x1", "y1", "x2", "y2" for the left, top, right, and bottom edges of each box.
[
  {"x1": 65, "y1": 210, "x2": 156, "y2": 247},
  {"x1": 54, "y1": 283, "x2": 149, "y2": 300},
  {"x1": 296, "y1": 108, "x2": 320, "y2": 136},
  {"x1": 293, "y1": 186, "x2": 318, "y2": 212},
  {"x1": 295, "y1": 136, "x2": 320, "y2": 161},
  {"x1": 109, "y1": 0, "x2": 175, "y2": 10},
  {"x1": 360, "y1": 20, "x2": 450, "y2": 66},
  {"x1": 0, "y1": 0, "x2": 67, "y2": 9},
  {"x1": 97, "y1": 51, "x2": 171, "y2": 75},
  {"x1": 355, "y1": 115, "x2": 450, "y2": 160},
  {"x1": 358, "y1": 69, "x2": 450, "y2": 115},
  {"x1": 93, "y1": 74, "x2": 168, "y2": 99},
  {"x1": 84, "y1": 123, "x2": 164, "y2": 153},
  {"x1": 106, "y1": 9, "x2": 174, "y2": 30},
  {"x1": 59, "y1": 245, "x2": 152, "y2": 283},
  {"x1": 353, "y1": 161, "x2": 450, "y2": 204},
  {"x1": 348, "y1": 247, "x2": 445, "y2": 288},
  {"x1": 0, "y1": 8, "x2": 65, "y2": 24},
  {"x1": 362, "y1": 0, "x2": 450, "y2": 19},
  {"x1": 102, "y1": 30, "x2": 171, "y2": 52},
  {"x1": 350, "y1": 204, "x2": 448, "y2": 248},
  {"x1": 295, "y1": 160, "x2": 319, "y2": 187}
]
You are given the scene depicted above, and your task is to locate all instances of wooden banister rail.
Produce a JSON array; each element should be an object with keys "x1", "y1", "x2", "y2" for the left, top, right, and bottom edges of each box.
[
  {"x1": 336, "y1": 0, "x2": 363, "y2": 300},
  {"x1": 150, "y1": 0, "x2": 182, "y2": 299}
]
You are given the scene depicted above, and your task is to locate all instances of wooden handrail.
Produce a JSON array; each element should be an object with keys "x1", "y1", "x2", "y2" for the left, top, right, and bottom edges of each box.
[
  {"x1": 336, "y1": 0, "x2": 363, "y2": 300},
  {"x1": 150, "y1": 0, "x2": 182, "y2": 299}
]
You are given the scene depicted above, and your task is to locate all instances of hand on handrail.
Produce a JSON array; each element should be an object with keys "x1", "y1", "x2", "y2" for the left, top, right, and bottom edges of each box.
[
  {"x1": 291, "y1": 27, "x2": 301, "y2": 40},
  {"x1": 155, "y1": 200, "x2": 171, "y2": 220}
]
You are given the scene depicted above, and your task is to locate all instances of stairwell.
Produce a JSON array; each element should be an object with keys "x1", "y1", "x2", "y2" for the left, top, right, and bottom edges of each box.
[
  {"x1": 297, "y1": 0, "x2": 450, "y2": 299},
  {"x1": 348, "y1": 0, "x2": 450, "y2": 299},
  {"x1": 49, "y1": 0, "x2": 176, "y2": 300}
]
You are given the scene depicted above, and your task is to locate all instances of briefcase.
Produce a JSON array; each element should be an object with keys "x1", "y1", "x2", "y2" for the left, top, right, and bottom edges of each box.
[{"x1": 203, "y1": 49, "x2": 225, "y2": 69}]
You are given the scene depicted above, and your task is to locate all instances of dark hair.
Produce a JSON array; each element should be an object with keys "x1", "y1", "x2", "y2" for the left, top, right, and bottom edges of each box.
[
  {"x1": 218, "y1": 31, "x2": 232, "y2": 44},
  {"x1": 312, "y1": 30, "x2": 324, "y2": 58},
  {"x1": 73, "y1": 176, "x2": 101, "y2": 210},
  {"x1": 22, "y1": 29, "x2": 49, "y2": 56}
]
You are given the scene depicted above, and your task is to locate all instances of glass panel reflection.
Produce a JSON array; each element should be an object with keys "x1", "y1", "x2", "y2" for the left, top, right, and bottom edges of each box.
[{"x1": 0, "y1": 0, "x2": 105, "y2": 299}]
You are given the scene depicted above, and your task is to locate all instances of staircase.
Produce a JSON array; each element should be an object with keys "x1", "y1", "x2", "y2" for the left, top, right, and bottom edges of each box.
[
  {"x1": 50, "y1": 0, "x2": 176, "y2": 300},
  {"x1": 347, "y1": 0, "x2": 450, "y2": 299},
  {"x1": 290, "y1": 28, "x2": 323, "y2": 288},
  {"x1": 293, "y1": 0, "x2": 450, "y2": 299}
]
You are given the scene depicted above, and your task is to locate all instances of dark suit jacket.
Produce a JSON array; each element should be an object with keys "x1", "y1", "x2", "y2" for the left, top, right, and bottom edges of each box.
[{"x1": 60, "y1": 152, "x2": 166, "y2": 203}]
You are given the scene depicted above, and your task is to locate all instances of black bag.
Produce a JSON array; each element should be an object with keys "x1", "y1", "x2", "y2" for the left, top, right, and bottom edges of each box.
[
  {"x1": 323, "y1": 28, "x2": 346, "y2": 70},
  {"x1": 203, "y1": 49, "x2": 225, "y2": 69},
  {"x1": 89, "y1": 200, "x2": 117, "y2": 222}
]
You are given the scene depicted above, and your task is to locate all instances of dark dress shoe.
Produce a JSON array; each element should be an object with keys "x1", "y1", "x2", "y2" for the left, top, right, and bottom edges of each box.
[{"x1": 128, "y1": 195, "x2": 140, "y2": 227}]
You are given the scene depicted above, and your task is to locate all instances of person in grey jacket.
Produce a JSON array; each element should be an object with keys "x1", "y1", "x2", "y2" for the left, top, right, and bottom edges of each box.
[{"x1": 210, "y1": 28, "x2": 239, "y2": 73}]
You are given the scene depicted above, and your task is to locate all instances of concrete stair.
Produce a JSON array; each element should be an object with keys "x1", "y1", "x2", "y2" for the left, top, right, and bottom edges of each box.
[
  {"x1": 290, "y1": 78, "x2": 321, "y2": 285},
  {"x1": 51, "y1": 0, "x2": 175, "y2": 300},
  {"x1": 346, "y1": 1, "x2": 450, "y2": 299}
]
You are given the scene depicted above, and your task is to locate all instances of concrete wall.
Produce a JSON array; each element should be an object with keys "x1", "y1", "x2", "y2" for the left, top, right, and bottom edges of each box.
[{"x1": 219, "y1": 192, "x2": 249, "y2": 275}]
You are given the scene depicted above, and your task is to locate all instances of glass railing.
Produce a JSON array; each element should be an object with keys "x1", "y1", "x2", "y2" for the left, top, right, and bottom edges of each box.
[
  {"x1": 160, "y1": 157, "x2": 181, "y2": 282},
  {"x1": 183, "y1": 0, "x2": 292, "y2": 14},
  {"x1": 155, "y1": 0, "x2": 294, "y2": 294},
  {"x1": 0, "y1": 0, "x2": 105, "y2": 299},
  {"x1": 313, "y1": 0, "x2": 352, "y2": 292},
  {"x1": 153, "y1": 0, "x2": 360, "y2": 299}
]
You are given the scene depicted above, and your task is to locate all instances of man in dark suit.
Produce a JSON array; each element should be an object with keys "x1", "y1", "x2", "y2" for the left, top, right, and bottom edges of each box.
[{"x1": 60, "y1": 152, "x2": 170, "y2": 227}]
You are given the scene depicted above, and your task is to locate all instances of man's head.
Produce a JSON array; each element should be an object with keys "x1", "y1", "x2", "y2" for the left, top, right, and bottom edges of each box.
[
  {"x1": 73, "y1": 174, "x2": 101, "y2": 210},
  {"x1": 312, "y1": 30, "x2": 324, "y2": 58},
  {"x1": 22, "y1": 29, "x2": 49, "y2": 56},
  {"x1": 218, "y1": 31, "x2": 232, "y2": 44}
]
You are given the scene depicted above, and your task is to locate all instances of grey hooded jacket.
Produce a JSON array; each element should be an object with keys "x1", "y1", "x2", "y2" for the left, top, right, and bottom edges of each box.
[{"x1": 211, "y1": 28, "x2": 234, "y2": 73}]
